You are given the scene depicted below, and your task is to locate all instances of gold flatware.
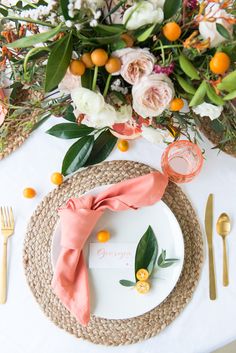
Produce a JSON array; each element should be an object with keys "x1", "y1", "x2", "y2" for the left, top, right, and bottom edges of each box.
[
  {"x1": 205, "y1": 194, "x2": 216, "y2": 300},
  {"x1": 0, "y1": 207, "x2": 14, "y2": 304},
  {"x1": 216, "y1": 213, "x2": 231, "y2": 287}
]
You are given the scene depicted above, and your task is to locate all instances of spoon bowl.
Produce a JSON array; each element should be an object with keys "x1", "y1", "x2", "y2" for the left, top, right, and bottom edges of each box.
[{"x1": 216, "y1": 213, "x2": 231, "y2": 287}]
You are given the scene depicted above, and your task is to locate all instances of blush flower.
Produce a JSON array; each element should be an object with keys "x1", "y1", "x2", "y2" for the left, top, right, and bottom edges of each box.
[
  {"x1": 132, "y1": 73, "x2": 175, "y2": 118},
  {"x1": 113, "y1": 48, "x2": 156, "y2": 85}
]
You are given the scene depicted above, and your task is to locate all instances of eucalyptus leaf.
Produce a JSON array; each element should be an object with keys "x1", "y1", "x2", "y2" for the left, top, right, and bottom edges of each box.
[
  {"x1": 7, "y1": 23, "x2": 63, "y2": 48},
  {"x1": 164, "y1": 0, "x2": 182, "y2": 19},
  {"x1": 85, "y1": 130, "x2": 117, "y2": 166},
  {"x1": 45, "y1": 32, "x2": 73, "y2": 92},
  {"x1": 135, "y1": 226, "x2": 158, "y2": 277},
  {"x1": 47, "y1": 123, "x2": 94, "y2": 139},
  {"x1": 62, "y1": 135, "x2": 94, "y2": 176},
  {"x1": 216, "y1": 23, "x2": 231, "y2": 40},
  {"x1": 119, "y1": 280, "x2": 136, "y2": 287}
]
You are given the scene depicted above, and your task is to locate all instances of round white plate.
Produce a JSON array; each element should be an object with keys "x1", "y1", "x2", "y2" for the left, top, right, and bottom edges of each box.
[{"x1": 51, "y1": 185, "x2": 184, "y2": 320}]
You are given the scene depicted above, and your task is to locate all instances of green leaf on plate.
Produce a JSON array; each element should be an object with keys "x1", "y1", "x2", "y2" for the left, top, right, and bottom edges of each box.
[
  {"x1": 63, "y1": 105, "x2": 76, "y2": 122},
  {"x1": 119, "y1": 280, "x2": 136, "y2": 287},
  {"x1": 62, "y1": 135, "x2": 94, "y2": 175},
  {"x1": 216, "y1": 23, "x2": 231, "y2": 40},
  {"x1": 137, "y1": 24, "x2": 156, "y2": 42},
  {"x1": 135, "y1": 226, "x2": 158, "y2": 278},
  {"x1": 85, "y1": 130, "x2": 117, "y2": 166},
  {"x1": 164, "y1": 0, "x2": 182, "y2": 19},
  {"x1": 7, "y1": 23, "x2": 63, "y2": 48},
  {"x1": 45, "y1": 32, "x2": 73, "y2": 92},
  {"x1": 158, "y1": 249, "x2": 178, "y2": 268},
  {"x1": 47, "y1": 123, "x2": 94, "y2": 139}
]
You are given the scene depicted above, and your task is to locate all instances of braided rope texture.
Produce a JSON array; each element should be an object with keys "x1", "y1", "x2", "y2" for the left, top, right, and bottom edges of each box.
[{"x1": 23, "y1": 160, "x2": 204, "y2": 346}]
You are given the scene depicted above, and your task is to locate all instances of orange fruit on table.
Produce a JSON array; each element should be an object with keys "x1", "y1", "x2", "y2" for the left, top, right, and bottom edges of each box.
[
  {"x1": 91, "y1": 48, "x2": 108, "y2": 66},
  {"x1": 97, "y1": 230, "x2": 110, "y2": 243},
  {"x1": 163, "y1": 22, "x2": 181, "y2": 41},
  {"x1": 170, "y1": 98, "x2": 184, "y2": 111},
  {"x1": 209, "y1": 52, "x2": 230, "y2": 75},
  {"x1": 117, "y1": 139, "x2": 129, "y2": 152},
  {"x1": 70, "y1": 59, "x2": 86, "y2": 76},
  {"x1": 105, "y1": 57, "x2": 121, "y2": 73},
  {"x1": 81, "y1": 53, "x2": 94, "y2": 68},
  {"x1": 121, "y1": 33, "x2": 134, "y2": 47},
  {"x1": 135, "y1": 280, "x2": 150, "y2": 294},
  {"x1": 136, "y1": 268, "x2": 149, "y2": 281},
  {"x1": 23, "y1": 187, "x2": 36, "y2": 199},
  {"x1": 51, "y1": 172, "x2": 63, "y2": 186}
]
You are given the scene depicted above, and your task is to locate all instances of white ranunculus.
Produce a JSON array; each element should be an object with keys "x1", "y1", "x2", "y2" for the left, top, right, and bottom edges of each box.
[
  {"x1": 198, "y1": 2, "x2": 234, "y2": 48},
  {"x1": 71, "y1": 87, "x2": 105, "y2": 116},
  {"x1": 58, "y1": 69, "x2": 81, "y2": 94},
  {"x1": 132, "y1": 73, "x2": 175, "y2": 118},
  {"x1": 141, "y1": 125, "x2": 169, "y2": 144},
  {"x1": 123, "y1": 0, "x2": 164, "y2": 30},
  {"x1": 192, "y1": 102, "x2": 223, "y2": 120}
]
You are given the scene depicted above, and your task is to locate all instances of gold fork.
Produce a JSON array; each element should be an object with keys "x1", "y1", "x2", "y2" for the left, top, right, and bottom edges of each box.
[{"x1": 0, "y1": 207, "x2": 14, "y2": 304}]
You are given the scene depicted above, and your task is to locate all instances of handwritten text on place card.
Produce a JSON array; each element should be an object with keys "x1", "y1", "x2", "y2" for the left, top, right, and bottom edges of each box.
[{"x1": 89, "y1": 243, "x2": 136, "y2": 269}]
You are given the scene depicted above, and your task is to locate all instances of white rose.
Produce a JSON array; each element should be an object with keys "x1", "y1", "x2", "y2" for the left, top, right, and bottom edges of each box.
[
  {"x1": 123, "y1": 0, "x2": 164, "y2": 30},
  {"x1": 132, "y1": 73, "x2": 175, "y2": 118},
  {"x1": 192, "y1": 102, "x2": 223, "y2": 120},
  {"x1": 198, "y1": 2, "x2": 234, "y2": 48},
  {"x1": 113, "y1": 48, "x2": 156, "y2": 85},
  {"x1": 141, "y1": 125, "x2": 169, "y2": 144},
  {"x1": 71, "y1": 87, "x2": 105, "y2": 116},
  {"x1": 58, "y1": 69, "x2": 82, "y2": 94}
]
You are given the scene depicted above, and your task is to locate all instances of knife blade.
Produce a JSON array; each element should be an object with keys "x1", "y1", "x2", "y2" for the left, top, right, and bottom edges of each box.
[{"x1": 205, "y1": 194, "x2": 216, "y2": 300}]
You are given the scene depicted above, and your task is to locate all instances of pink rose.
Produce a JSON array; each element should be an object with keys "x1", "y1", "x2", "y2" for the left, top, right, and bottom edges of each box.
[
  {"x1": 0, "y1": 88, "x2": 7, "y2": 126},
  {"x1": 132, "y1": 73, "x2": 175, "y2": 118},
  {"x1": 113, "y1": 48, "x2": 155, "y2": 85}
]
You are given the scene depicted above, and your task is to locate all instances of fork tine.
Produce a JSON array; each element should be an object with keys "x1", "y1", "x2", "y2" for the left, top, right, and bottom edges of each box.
[
  {"x1": 0, "y1": 207, "x2": 4, "y2": 228},
  {"x1": 9, "y1": 207, "x2": 14, "y2": 228},
  {"x1": 4, "y1": 207, "x2": 8, "y2": 227}
]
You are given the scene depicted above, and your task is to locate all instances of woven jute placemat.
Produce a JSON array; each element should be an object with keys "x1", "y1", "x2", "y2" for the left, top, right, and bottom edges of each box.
[{"x1": 23, "y1": 160, "x2": 203, "y2": 346}]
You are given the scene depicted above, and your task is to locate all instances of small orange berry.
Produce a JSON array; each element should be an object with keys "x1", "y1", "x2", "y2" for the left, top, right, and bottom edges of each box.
[
  {"x1": 209, "y1": 52, "x2": 230, "y2": 75},
  {"x1": 81, "y1": 52, "x2": 94, "y2": 68},
  {"x1": 117, "y1": 139, "x2": 129, "y2": 152},
  {"x1": 91, "y1": 48, "x2": 108, "y2": 67},
  {"x1": 170, "y1": 98, "x2": 184, "y2": 111},
  {"x1": 70, "y1": 59, "x2": 86, "y2": 76},
  {"x1": 105, "y1": 57, "x2": 121, "y2": 74},
  {"x1": 136, "y1": 269, "x2": 149, "y2": 281},
  {"x1": 23, "y1": 187, "x2": 36, "y2": 199},
  {"x1": 121, "y1": 33, "x2": 134, "y2": 47},
  {"x1": 97, "y1": 230, "x2": 110, "y2": 243},
  {"x1": 135, "y1": 280, "x2": 150, "y2": 294},
  {"x1": 51, "y1": 172, "x2": 63, "y2": 186},
  {"x1": 163, "y1": 22, "x2": 181, "y2": 41}
]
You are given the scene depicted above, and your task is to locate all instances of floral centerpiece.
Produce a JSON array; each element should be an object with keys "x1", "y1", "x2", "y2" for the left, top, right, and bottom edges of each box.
[{"x1": 0, "y1": 0, "x2": 235, "y2": 174}]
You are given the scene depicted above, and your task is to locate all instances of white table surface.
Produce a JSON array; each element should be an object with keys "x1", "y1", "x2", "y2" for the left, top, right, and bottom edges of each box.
[{"x1": 0, "y1": 117, "x2": 236, "y2": 353}]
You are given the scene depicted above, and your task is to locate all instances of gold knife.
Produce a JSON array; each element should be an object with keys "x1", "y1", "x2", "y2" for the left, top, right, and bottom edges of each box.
[{"x1": 205, "y1": 194, "x2": 216, "y2": 300}]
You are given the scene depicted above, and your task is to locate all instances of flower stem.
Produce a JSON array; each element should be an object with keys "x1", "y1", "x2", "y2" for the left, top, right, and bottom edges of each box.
[
  {"x1": 92, "y1": 66, "x2": 98, "y2": 91},
  {"x1": 153, "y1": 44, "x2": 183, "y2": 51},
  {"x1": 103, "y1": 74, "x2": 112, "y2": 97}
]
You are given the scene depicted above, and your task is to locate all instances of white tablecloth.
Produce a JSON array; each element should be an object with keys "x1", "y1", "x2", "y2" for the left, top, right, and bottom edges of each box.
[{"x1": 0, "y1": 117, "x2": 236, "y2": 353}]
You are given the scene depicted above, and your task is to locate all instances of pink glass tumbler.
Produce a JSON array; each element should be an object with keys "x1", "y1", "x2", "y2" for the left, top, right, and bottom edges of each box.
[{"x1": 161, "y1": 140, "x2": 204, "y2": 183}]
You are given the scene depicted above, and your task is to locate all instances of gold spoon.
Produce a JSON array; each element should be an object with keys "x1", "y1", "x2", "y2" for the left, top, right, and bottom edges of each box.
[{"x1": 216, "y1": 213, "x2": 231, "y2": 287}]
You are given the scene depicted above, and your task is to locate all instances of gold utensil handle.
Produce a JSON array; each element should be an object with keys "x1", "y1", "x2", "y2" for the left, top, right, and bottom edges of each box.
[
  {"x1": 208, "y1": 246, "x2": 216, "y2": 300},
  {"x1": 223, "y1": 238, "x2": 229, "y2": 287},
  {"x1": 0, "y1": 239, "x2": 8, "y2": 304}
]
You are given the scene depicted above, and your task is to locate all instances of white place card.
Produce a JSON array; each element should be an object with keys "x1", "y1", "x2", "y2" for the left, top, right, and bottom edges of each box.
[{"x1": 89, "y1": 243, "x2": 136, "y2": 269}]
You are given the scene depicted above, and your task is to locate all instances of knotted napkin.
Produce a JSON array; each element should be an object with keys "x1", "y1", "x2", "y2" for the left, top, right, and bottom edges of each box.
[{"x1": 52, "y1": 171, "x2": 168, "y2": 326}]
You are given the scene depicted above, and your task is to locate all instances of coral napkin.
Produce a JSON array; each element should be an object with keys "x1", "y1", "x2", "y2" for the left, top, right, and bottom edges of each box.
[{"x1": 52, "y1": 171, "x2": 168, "y2": 326}]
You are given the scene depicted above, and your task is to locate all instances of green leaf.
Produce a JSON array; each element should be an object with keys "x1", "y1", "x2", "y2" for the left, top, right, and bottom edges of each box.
[
  {"x1": 0, "y1": 8, "x2": 8, "y2": 16},
  {"x1": 189, "y1": 80, "x2": 207, "y2": 107},
  {"x1": 217, "y1": 70, "x2": 236, "y2": 92},
  {"x1": 7, "y1": 24, "x2": 63, "y2": 48},
  {"x1": 119, "y1": 280, "x2": 136, "y2": 287},
  {"x1": 176, "y1": 75, "x2": 196, "y2": 95},
  {"x1": 164, "y1": 0, "x2": 182, "y2": 19},
  {"x1": 62, "y1": 135, "x2": 94, "y2": 176},
  {"x1": 85, "y1": 130, "x2": 117, "y2": 166},
  {"x1": 206, "y1": 83, "x2": 224, "y2": 106},
  {"x1": 223, "y1": 89, "x2": 236, "y2": 100},
  {"x1": 96, "y1": 24, "x2": 124, "y2": 34},
  {"x1": 179, "y1": 54, "x2": 200, "y2": 80},
  {"x1": 31, "y1": 114, "x2": 50, "y2": 131},
  {"x1": 63, "y1": 105, "x2": 76, "y2": 122},
  {"x1": 216, "y1": 23, "x2": 231, "y2": 40},
  {"x1": 137, "y1": 24, "x2": 156, "y2": 42},
  {"x1": 81, "y1": 69, "x2": 93, "y2": 90},
  {"x1": 211, "y1": 119, "x2": 225, "y2": 132},
  {"x1": 45, "y1": 32, "x2": 73, "y2": 92},
  {"x1": 47, "y1": 123, "x2": 94, "y2": 139},
  {"x1": 102, "y1": 0, "x2": 126, "y2": 20},
  {"x1": 110, "y1": 39, "x2": 126, "y2": 51},
  {"x1": 60, "y1": 0, "x2": 72, "y2": 20},
  {"x1": 135, "y1": 226, "x2": 158, "y2": 278},
  {"x1": 159, "y1": 261, "x2": 177, "y2": 268}
]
